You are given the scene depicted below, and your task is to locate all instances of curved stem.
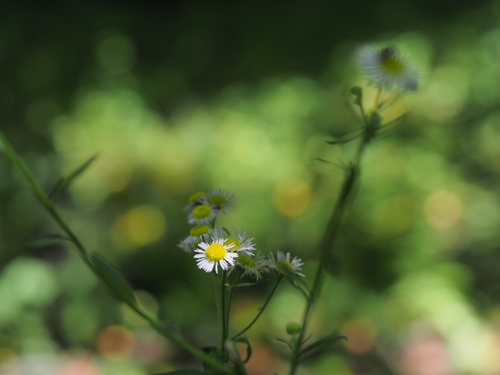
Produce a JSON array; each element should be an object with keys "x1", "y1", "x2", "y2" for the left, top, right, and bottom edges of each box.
[
  {"x1": 0, "y1": 131, "x2": 235, "y2": 375},
  {"x1": 288, "y1": 106, "x2": 373, "y2": 375},
  {"x1": 231, "y1": 276, "x2": 283, "y2": 340}
]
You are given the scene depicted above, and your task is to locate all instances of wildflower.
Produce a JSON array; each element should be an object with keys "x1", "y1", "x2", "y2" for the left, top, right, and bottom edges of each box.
[
  {"x1": 236, "y1": 252, "x2": 269, "y2": 280},
  {"x1": 178, "y1": 225, "x2": 213, "y2": 254},
  {"x1": 267, "y1": 251, "x2": 305, "y2": 277},
  {"x1": 211, "y1": 227, "x2": 256, "y2": 256},
  {"x1": 194, "y1": 238, "x2": 237, "y2": 273},
  {"x1": 188, "y1": 204, "x2": 217, "y2": 225},
  {"x1": 207, "y1": 188, "x2": 236, "y2": 213},
  {"x1": 183, "y1": 191, "x2": 208, "y2": 213},
  {"x1": 183, "y1": 225, "x2": 212, "y2": 244},
  {"x1": 358, "y1": 46, "x2": 418, "y2": 91}
]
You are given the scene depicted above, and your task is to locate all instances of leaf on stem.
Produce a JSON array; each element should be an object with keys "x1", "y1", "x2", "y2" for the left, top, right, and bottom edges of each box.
[
  {"x1": 49, "y1": 154, "x2": 98, "y2": 201},
  {"x1": 299, "y1": 333, "x2": 347, "y2": 361},
  {"x1": 275, "y1": 338, "x2": 293, "y2": 351},
  {"x1": 91, "y1": 252, "x2": 137, "y2": 307},
  {"x1": 23, "y1": 234, "x2": 70, "y2": 248},
  {"x1": 233, "y1": 336, "x2": 252, "y2": 364}
]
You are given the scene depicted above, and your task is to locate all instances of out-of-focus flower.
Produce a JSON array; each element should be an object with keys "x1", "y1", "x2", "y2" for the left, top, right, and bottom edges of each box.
[
  {"x1": 358, "y1": 46, "x2": 418, "y2": 91},
  {"x1": 188, "y1": 204, "x2": 217, "y2": 225},
  {"x1": 207, "y1": 188, "x2": 236, "y2": 213},
  {"x1": 236, "y1": 252, "x2": 269, "y2": 280},
  {"x1": 267, "y1": 251, "x2": 305, "y2": 277}
]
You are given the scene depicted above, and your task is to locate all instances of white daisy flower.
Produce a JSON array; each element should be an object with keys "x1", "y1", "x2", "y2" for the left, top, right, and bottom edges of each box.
[
  {"x1": 187, "y1": 204, "x2": 218, "y2": 225},
  {"x1": 194, "y1": 238, "x2": 238, "y2": 273},
  {"x1": 183, "y1": 191, "x2": 209, "y2": 213},
  {"x1": 211, "y1": 227, "x2": 256, "y2": 256},
  {"x1": 183, "y1": 225, "x2": 212, "y2": 244},
  {"x1": 236, "y1": 252, "x2": 269, "y2": 280},
  {"x1": 358, "y1": 46, "x2": 418, "y2": 91},
  {"x1": 267, "y1": 251, "x2": 305, "y2": 277},
  {"x1": 207, "y1": 188, "x2": 236, "y2": 213}
]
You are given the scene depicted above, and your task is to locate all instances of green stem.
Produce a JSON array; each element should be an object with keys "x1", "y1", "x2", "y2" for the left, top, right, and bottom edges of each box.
[
  {"x1": 221, "y1": 270, "x2": 228, "y2": 353},
  {"x1": 231, "y1": 276, "x2": 283, "y2": 340},
  {"x1": 288, "y1": 113, "x2": 372, "y2": 375},
  {"x1": 0, "y1": 131, "x2": 235, "y2": 375}
]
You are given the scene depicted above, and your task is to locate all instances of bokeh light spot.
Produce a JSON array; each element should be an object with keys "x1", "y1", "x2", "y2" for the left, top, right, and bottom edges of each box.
[
  {"x1": 424, "y1": 191, "x2": 463, "y2": 229},
  {"x1": 273, "y1": 179, "x2": 311, "y2": 217},
  {"x1": 97, "y1": 326, "x2": 135, "y2": 359},
  {"x1": 112, "y1": 205, "x2": 167, "y2": 250}
]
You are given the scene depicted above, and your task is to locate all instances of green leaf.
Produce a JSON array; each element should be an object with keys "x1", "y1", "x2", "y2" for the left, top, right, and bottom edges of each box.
[
  {"x1": 49, "y1": 154, "x2": 98, "y2": 200},
  {"x1": 230, "y1": 281, "x2": 262, "y2": 289},
  {"x1": 275, "y1": 338, "x2": 293, "y2": 351},
  {"x1": 91, "y1": 252, "x2": 137, "y2": 307},
  {"x1": 233, "y1": 336, "x2": 252, "y2": 364},
  {"x1": 300, "y1": 334, "x2": 347, "y2": 360},
  {"x1": 24, "y1": 234, "x2": 69, "y2": 248},
  {"x1": 271, "y1": 372, "x2": 280, "y2": 375}
]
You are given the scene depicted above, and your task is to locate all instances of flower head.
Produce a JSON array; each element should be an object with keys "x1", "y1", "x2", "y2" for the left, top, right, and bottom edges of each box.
[
  {"x1": 183, "y1": 191, "x2": 209, "y2": 213},
  {"x1": 188, "y1": 204, "x2": 218, "y2": 225},
  {"x1": 267, "y1": 251, "x2": 305, "y2": 277},
  {"x1": 236, "y1": 252, "x2": 269, "y2": 280},
  {"x1": 211, "y1": 227, "x2": 256, "y2": 256},
  {"x1": 194, "y1": 238, "x2": 238, "y2": 273},
  {"x1": 358, "y1": 46, "x2": 418, "y2": 91},
  {"x1": 207, "y1": 188, "x2": 236, "y2": 213},
  {"x1": 178, "y1": 224, "x2": 213, "y2": 254}
]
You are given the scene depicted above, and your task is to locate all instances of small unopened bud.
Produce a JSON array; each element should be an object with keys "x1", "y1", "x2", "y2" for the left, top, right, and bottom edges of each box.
[
  {"x1": 350, "y1": 86, "x2": 363, "y2": 106},
  {"x1": 286, "y1": 321, "x2": 302, "y2": 335}
]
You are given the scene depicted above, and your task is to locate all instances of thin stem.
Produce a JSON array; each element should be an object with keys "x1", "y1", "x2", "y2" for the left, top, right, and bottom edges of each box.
[
  {"x1": 288, "y1": 102, "x2": 373, "y2": 375},
  {"x1": 231, "y1": 276, "x2": 283, "y2": 340},
  {"x1": 221, "y1": 270, "x2": 228, "y2": 351},
  {"x1": 0, "y1": 131, "x2": 234, "y2": 375}
]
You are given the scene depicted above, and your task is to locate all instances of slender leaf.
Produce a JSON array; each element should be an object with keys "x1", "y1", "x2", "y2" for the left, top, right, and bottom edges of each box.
[
  {"x1": 233, "y1": 336, "x2": 252, "y2": 364},
  {"x1": 230, "y1": 281, "x2": 262, "y2": 289},
  {"x1": 300, "y1": 334, "x2": 347, "y2": 359},
  {"x1": 275, "y1": 338, "x2": 293, "y2": 351},
  {"x1": 24, "y1": 234, "x2": 69, "y2": 248},
  {"x1": 49, "y1": 154, "x2": 98, "y2": 200},
  {"x1": 91, "y1": 252, "x2": 137, "y2": 307}
]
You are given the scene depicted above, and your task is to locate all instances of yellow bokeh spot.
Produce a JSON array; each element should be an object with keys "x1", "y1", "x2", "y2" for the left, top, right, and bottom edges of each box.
[
  {"x1": 273, "y1": 179, "x2": 311, "y2": 217},
  {"x1": 424, "y1": 190, "x2": 463, "y2": 229},
  {"x1": 112, "y1": 205, "x2": 166, "y2": 250}
]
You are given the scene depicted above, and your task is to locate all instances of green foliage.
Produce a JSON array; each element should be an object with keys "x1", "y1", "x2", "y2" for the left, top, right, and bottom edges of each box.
[{"x1": 91, "y1": 252, "x2": 137, "y2": 307}]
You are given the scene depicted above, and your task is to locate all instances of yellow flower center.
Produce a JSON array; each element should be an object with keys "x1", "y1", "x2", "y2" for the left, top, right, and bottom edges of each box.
[
  {"x1": 193, "y1": 205, "x2": 212, "y2": 219},
  {"x1": 206, "y1": 243, "x2": 227, "y2": 262},
  {"x1": 189, "y1": 191, "x2": 206, "y2": 203},
  {"x1": 190, "y1": 225, "x2": 210, "y2": 237},
  {"x1": 209, "y1": 195, "x2": 227, "y2": 206},
  {"x1": 225, "y1": 237, "x2": 242, "y2": 251},
  {"x1": 381, "y1": 56, "x2": 404, "y2": 75}
]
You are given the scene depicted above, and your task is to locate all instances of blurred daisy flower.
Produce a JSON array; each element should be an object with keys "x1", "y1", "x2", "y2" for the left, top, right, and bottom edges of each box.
[
  {"x1": 195, "y1": 237, "x2": 237, "y2": 273},
  {"x1": 188, "y1": 204, "x2": 218, "y2": 225},
  {"x1": 207, "y1": 188, "x2": 236, "y2": 213},
  {"x1": 267, "y1": 251, "x2": 305, "y2": 278},
  {"x1": 358, "y1": 46, "x2": 418, "y2": 91},
  {"x1": 178, "y1": 225, "x2": 213, "y2": 253},
  {"x1": 183, "y1": 191, "x2": 208, "y2": 213},
  {"x1": 236, "y1": 252, "x2": 269, "y2": 280}
]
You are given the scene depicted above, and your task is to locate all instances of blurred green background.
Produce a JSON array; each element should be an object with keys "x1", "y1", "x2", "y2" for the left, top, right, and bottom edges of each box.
[{"x1": 2, "y1": 0, "x2": 500, "y2": 374}]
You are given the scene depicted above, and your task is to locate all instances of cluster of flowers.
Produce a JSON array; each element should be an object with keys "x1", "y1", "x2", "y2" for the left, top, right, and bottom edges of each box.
[{"x1": 179, "y1": 189, "x2": 304, "y2": 280}]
